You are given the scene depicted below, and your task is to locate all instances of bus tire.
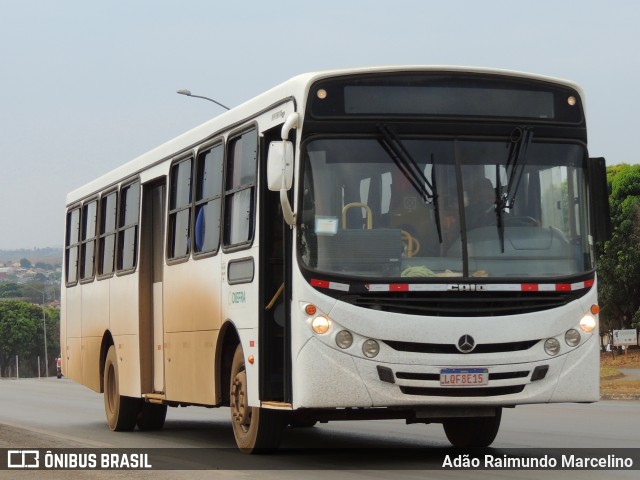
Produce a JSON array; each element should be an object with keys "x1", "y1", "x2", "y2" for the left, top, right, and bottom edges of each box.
[
  {"x1": 230, "y1": 344, "x2": 287, "y2": 453},
  {"x1": 103, "y1": 345, "x2": 140, "y2": 431},
  {"x1": 442, "y1": 408, "x2": 502, "y2": 448},
  {"x1": 137, "y1": 402, "x2": 167, "y2": 431}
]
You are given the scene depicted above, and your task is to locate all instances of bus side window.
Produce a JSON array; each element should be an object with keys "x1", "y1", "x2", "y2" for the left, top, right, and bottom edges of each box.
[
  {"x1": 224, "y1": 129, "x2": 257, "y2": 247},
  {"x1": 168, "y1": 158, "x2": 194, "y2": 260},
  {"x1": 65, "y1": 207, "x2": 81, "y2": 285},
  {"x1": 98, "y1": 191, "x2": 118, "y2": 276},
  {"x1": 117, "y1": 181, "x2": 140, "y2": 271},
  {"x1": 80, "y1": 200, "x2": 98, "y2": 281},
  {"x1": 194, "y1": 144, "x2": 223, "y2": 255}
]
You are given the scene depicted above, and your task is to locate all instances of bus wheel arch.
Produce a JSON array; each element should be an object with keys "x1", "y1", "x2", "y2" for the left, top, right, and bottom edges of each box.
[
  {"x1": 99, "y1": 331, "x2": 114, "y2": 393},
  {"x1": 216, "y1": 320, "x2": 240, "y2": 407}
]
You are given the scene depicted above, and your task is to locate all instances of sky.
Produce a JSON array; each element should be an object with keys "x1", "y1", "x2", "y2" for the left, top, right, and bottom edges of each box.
[{"x1": 0, "y1": 0, "x2": 638, "y2": 249}]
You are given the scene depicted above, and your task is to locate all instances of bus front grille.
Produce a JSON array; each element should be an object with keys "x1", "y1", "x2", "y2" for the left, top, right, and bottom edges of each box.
[
  {"x1": 383, "y1": 339, "x2": 539, "y2": 354},
  {"x1": 342, "y1": 290, "x2": 583, "y2": 317}
]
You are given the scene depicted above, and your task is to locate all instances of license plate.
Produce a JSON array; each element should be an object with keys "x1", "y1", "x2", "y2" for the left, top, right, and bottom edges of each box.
[{"x1": 440, "y1": 368, "x2": 488, "y2": 386}]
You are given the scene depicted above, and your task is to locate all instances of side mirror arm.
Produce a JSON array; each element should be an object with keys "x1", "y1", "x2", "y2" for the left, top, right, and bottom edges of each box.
[{"x1": 280, "y1": 113, "x2": 299, "y2": 226}]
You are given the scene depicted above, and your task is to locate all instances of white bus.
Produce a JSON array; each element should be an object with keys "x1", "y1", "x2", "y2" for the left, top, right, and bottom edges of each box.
[{"x1": 61, "y1": 66, "x2": 610, "y2": 452}]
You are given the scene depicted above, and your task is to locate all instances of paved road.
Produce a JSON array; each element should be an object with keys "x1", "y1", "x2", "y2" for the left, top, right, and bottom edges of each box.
[
  {"x1": 619, "y1": 369, "x2": 640, "y2": 380},
  {"x1": 0, "y1": 378, "x2": 639, "y2": 479}
]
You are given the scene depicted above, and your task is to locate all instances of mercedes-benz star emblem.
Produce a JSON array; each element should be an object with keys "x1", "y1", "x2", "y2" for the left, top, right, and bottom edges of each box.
[{"x1": 456, "y1": 335, "x2": 476, "y2": 353}]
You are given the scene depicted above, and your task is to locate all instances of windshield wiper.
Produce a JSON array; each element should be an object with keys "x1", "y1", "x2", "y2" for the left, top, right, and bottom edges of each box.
[
  {"x1": 496, "y1": 126, "x2": 533, "y2": 252},
  {"x1": 377, "y1": 125, "x2": 442, "y2": 244}
]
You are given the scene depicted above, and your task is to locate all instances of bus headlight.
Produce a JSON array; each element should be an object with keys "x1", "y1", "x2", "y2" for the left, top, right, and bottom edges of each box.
[
  {"x1": 336, "y1": 330, "x2": 353, "y2": 349},
  {"x1": 311, "y1": 316, "x2": 331, "y2": 335},
  {"x1": 565, "y1": 329, "x2": 581, "y2": 347},
  {"x1": 362, "y1": 339, "x2": 380, "y2": 358},
  {"x1": 579, "y1": 315, "x2": 596, "y2": 333},
  {"x1": 544, "y1": 338, "x2": 561, "y2": 356}
]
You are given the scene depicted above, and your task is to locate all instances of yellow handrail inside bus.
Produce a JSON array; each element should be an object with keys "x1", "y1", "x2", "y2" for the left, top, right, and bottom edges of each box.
[
  {"x1": 265, "y1": 283, "x2": 284, "y2": 311},
  {"x1": 401, "y1": 230, "x2": 420, "y2": 257},
  {"x1": 342, "y1": 203, "x2": 373, "y2": 230}
]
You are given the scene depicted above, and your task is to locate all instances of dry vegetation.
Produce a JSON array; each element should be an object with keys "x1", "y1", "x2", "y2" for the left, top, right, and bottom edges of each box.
[{"x1": 600, "y1": 349, "x2": 640, "y2": 398}]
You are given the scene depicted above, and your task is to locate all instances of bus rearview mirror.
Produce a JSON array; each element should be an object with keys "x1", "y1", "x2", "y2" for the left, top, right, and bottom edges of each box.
[
  {"x1": 267, "y1": 141, "x2": 294, "y2": 192},
  {"x1": 588, "y1": 157, "x2": 611, "y2": 242}
]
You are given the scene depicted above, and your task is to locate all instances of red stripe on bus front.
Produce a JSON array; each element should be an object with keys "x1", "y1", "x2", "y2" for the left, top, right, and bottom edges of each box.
[
  {"x1": 390, "y1": 284, "x2": 409, "y2": 292},
  {"x1": 555, "y1": 284, "x2": 571, "y2": 291},
  {"x1": 310, "y1": 279, "x2": 330, "y2": 289},
  {"x1": 521, "y1": 284, "x2": 539, "y2": 291}
]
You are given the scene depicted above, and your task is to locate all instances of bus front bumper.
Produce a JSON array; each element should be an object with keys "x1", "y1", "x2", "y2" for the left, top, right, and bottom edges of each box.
[{"x1": 291, "y1": 334, "x2": 599, "y2": 410}]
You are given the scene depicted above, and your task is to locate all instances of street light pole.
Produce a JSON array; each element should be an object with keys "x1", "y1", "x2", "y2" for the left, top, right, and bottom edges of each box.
[
  {"x1": 42, "y1": 289, "x2": 49, "y2": 378},
  {"x1": 176, "y1": 89, "x2": 230, "y2": 111}
]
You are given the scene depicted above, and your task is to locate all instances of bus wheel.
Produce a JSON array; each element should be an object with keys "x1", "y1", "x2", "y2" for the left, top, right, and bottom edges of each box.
[
  {"x1": 103, "y1": 345, "x2": 140, "y2": 431},
  {"x1": 137, "y1": 402, "x2": 167, "y2": 431},
  {"x1": 230, "y1": 344, "x2": 287, "y2": 453},
  {"x1": 442, "y1": 408, "x2": 502, "y2": 447}
]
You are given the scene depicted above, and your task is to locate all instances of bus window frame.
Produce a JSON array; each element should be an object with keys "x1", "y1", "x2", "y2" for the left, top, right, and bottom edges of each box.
[
  {"x1": 222, "y1": 123, "x2": 259, "y2": 254},
  {"x1": 193, "y1": 138, "x2": 225, "y2": 260},
  {"x1": 64, "y1": 204, "x2": 82, "y2": 287},
  {"x1": 115, "y1": 177, "x2": 141, "y2": 276},
  {"x1": 79, "y1": 196, "x2": 99, "y2": 284},
  {"x1": 166, "y1": 153, "x2": 196, "y2": 266},
  {"x1": 97, "y1": 188, "x2": 119, "y2": 281}
]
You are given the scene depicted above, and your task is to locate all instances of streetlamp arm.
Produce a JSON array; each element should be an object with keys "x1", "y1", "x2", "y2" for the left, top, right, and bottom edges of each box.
[{"x1": 176, "y1": 89, "x2": 230, "y2": 111}]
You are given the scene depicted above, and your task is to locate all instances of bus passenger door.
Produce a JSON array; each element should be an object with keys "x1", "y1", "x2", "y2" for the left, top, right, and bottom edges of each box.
[
  {"x1": 259, "y1": 126, "x2": 292, "y2": 403},
  {"x1": 140, "y1": 179, "x2": 166, "y2": 394}
]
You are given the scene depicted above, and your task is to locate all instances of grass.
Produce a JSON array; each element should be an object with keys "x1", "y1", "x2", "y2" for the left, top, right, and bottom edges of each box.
[
  {"x1": 600, "y1": 349, "x2": 640, "y2": 398},
  {"x1": 600, "y1": 349, "x2": 640, "y2": 369}
]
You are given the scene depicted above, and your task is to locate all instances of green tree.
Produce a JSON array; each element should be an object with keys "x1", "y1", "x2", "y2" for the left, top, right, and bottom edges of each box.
[
  {"x1": 0, "y1": 301, "x2": 39, "y2": 376},
  {"x1": 0, "y1": 300, "x2": 59, "y2": 377},
  {"x1": 0, "y1": 283, "x2": 22, "y2": 298},
  {"x1": 596, "y1": 164, "x2": 640, "y2": 333},
  {"x1": 19, "y1": 258, "x2": 32, "y2": 269}
]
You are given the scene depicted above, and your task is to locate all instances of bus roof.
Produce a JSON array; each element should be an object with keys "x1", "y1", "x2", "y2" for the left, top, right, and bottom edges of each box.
[{"x1": 66, "y1": 65, "x2": 583, "y2": 205}]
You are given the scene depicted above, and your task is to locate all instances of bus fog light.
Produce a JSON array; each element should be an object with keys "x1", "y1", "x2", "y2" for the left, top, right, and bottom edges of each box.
[
  {"x1": 362, "y1": 339, "x2": 380, "y2": 358},
  {"x1": 565, "y1": 329, "x2": 581, "y2": 347},
  {"x1": 336, "y1": 330, "x2": 353, "y2": 349},
  {"x1": 579, "y1": 315, "x2": 596, "y2": 333},
  {"x1": 311, "y1": 316, "x2": 331, "y2": 334},
  {"x1": 544, "y1": 338, "x2": 561, "y2": 356}
]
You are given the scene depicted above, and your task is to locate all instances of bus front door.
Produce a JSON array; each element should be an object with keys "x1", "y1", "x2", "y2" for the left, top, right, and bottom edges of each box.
[{"x1": 140, "y1": 179, "x2": 166, "y2": 394}]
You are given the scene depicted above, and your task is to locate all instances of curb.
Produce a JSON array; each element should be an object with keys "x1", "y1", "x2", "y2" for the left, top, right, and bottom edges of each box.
[{"x1": 600, "y1": 394, "x2": 640, "y2": 401}]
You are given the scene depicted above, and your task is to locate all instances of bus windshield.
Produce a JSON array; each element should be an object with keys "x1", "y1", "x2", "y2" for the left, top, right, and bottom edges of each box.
[{"x1": 299, "y1": 136, "x2": 593, "y2": 280}]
